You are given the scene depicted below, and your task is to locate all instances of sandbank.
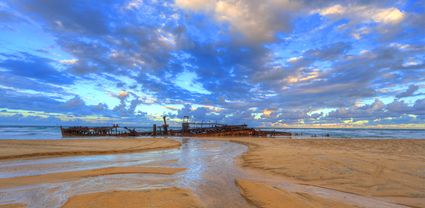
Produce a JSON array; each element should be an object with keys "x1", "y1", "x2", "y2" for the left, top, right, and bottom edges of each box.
[
  {"x1": 0, "y1": 138, "x2": 180, "y2": 160},
  {"x1": 0, "y1": 166, "x2": 184, "y2": 189},
  {"x1": 236, "y1": 179, "x2": 357, "y2": 208},
  {"x1": 61, "y1": 187, "x2": 204, "y2": 208}
]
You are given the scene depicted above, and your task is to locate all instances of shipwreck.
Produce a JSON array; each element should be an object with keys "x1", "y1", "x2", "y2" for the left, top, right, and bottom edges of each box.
[{"x1": 60, "y1": 116, "x2": 291, "y2": 137}]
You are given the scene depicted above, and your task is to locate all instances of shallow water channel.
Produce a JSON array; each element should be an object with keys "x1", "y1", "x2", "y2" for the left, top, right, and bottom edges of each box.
[{"x1": 0, "y1": 138, "x2": 407, "y2": 208}]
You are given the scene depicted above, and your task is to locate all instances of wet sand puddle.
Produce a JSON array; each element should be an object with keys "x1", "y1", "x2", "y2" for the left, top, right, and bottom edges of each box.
[{"x1": 0, "y1": 138, "x2": 407, "y2": 208}]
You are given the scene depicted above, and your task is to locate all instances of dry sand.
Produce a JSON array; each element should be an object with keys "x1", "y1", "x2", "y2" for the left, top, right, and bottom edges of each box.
[
  {"x1": 0, "y1": 138, "x2": 180, "y2": 160},
  {"x1": 0, "y1": 166, "x2": 185, "y2": 189},
  {"x1": 194, "y1": 137, "x2": 425, "y2": 208},
  {"x1": 236, "y1": 179, "x2": 357, "y2": 208},
  {"x1": 61, "y1": 187, "x2": 204, "y2": 208}
]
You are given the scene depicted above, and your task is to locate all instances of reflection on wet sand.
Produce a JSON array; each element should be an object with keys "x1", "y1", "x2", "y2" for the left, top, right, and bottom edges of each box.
[
  {"x1": 0, "y1": 138, "x2": 253, "y2": 208},
  {"x1": 0, "y1": 138, "x2": 413, "y2": 208}
]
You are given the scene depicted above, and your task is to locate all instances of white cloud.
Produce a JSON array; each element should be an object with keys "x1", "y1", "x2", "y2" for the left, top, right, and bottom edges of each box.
[
  {"x1": 175, "y1": 0, "x2": 300, "y2": 42},
  {"x1": 177, "y1": 1, "x2": 405, "y2": 43},
  {"x1": 285, "y1": 70, "x2": 320, "y2": 84},
  {"x1": 118, "y1": 90, "x2": 129, "y2": 98},
  {"x1": 317, "y1": 5, "x2": 405, "y2": 25},
  {"x1": 59, "y1": 59, "x2": 78, "y2": 65},
  {"x1": 157, "y1": 29, "x2": 176, "y2": 48},
  {"x1": 318, "y1": 4, "x2": 345, "y2": 16},
  {"x1": 373, "y1": 7, "x2": 405, "y2": 24},
  {"x1": 287, "y1": 56, "x2": 302, "y2": 63},
  {"x1": 262, "y1": 109, "x2": 273, "y2": 117},
  {"x1": 402, "y1": 58, "x2": 420, "y2": 67},
  {"x1": 352, "y1": 27, "x2": 370, "y2": 40},
  {"x1": 389, "y1": 43, "x2": 412, "y2": 50},
  {"x1": 175, "y1": 0, "x2": 214, "y2": 11}
]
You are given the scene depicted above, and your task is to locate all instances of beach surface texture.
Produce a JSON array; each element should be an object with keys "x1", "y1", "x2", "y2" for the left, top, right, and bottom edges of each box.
[
  {"x1": 0, "y1": 137, "x2": 424, "y2": 208},
  {"x1": 0, "y1": 138, "x2": 180, "y2": 160},
  {"x1": 195, "y1": 137, "x2": 425, "y2": 208},
  {"x1": 62, "y1": 188, "x2": 204, "y2": 208},
  {"x1": 236, "y1": 179, "x2": 357, "y2": 208},
  {"x1": 0, "y1": 166, "x2": 185, "y2": 189}
]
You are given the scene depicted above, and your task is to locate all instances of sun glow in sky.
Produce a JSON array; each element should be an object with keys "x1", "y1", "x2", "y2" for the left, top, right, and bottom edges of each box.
[{"x1": 0, "y1": 0, "x2": 424, "y2": 128}]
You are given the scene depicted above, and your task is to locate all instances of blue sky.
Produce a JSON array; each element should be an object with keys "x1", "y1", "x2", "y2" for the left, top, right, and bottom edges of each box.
[{"x1": 0, "y1": 0, "x2": 424, "y2": 128}]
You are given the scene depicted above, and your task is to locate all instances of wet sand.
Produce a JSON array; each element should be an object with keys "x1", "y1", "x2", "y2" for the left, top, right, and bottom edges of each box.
[
  {"x1": 196, "y1": 137, "x2": 425, "y2": 208},
  {"x1": 0, "y1": 166, "x2": 185, "y2": 189},
  {"x1": 0, "y1": 137, "x2": 423, "y2": 208},
  {"x1": 0, "y1": 138, "x2": 252, "y2": 208},
  {"x1": 0, "y1": 138, "x2": 180, "y2": 160},
  {"x1": 236, "y1": 179, "x2": 357, "y2": 208},
  {"x1": 62, "y1": 188, "x2": 204, "y2": 208}
]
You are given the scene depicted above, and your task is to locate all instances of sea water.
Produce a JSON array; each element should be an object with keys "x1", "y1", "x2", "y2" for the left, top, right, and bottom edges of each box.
[
  {"x1": 258, "y1": 127, "x2": 425, "y2": 139},
  {"x1": 0, "y1": 126, "x2": 424, "y2": 140}
]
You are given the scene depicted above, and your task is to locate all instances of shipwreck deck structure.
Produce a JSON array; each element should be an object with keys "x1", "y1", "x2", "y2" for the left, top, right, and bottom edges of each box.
[{"x1": 60, "y1": 116, "x2": 291, "y2": 138}]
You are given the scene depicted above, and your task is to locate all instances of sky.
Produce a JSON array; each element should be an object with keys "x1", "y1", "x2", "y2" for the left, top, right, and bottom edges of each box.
[{"x1": 0, "y1": 0, "x2": 424, "y2": 128}]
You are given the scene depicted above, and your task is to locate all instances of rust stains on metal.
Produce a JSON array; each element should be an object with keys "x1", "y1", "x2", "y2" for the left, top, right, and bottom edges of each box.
[{"x1": 60, "y1": 116, "x2": 291, "y2": 137}]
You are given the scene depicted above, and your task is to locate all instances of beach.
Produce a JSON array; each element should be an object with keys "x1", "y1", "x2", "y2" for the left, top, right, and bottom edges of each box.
[
  {"x1": 202, "y1": 137, "x2": 425, "y2": 208},
  {"x1": 0, "y1": 138, "x2": 180, "y2": 160},
  {"x1": 0, "y1": 137, "x2": 424, "y2": 208},
  {"x1": 62, "y1": 188, "x2": 204, "y2": 208}
]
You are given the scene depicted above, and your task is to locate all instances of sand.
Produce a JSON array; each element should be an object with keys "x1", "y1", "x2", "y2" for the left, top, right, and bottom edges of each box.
[
  {"x1": 0, "y1": 204, "x2": 26, "y2": 208},
  {"x1": 236, "y1": 179, "x2": 357, "y2": 208},
  {"x1": 1, "y1": 137, "x2": 424, "y2": 207},
  {"x1": 0, "y1": 138, "x2": 180, "y2": 160},
  {"x1": 0, "y1": 166, "x2": 185, "y2": 189},
  {"x1": 0, "y1": 138, "x2": 187, "y2": 208},
  {"x1": 61, "y1": 187, "x2": 204, "y2": 208},
  {"x1": 195, "y1": 137, "x2": 425, "y2": 208}
]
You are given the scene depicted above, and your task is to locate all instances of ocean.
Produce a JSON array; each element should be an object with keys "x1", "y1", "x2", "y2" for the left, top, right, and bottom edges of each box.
[
  {"x1": 0, "y1": 126, "x2": 424, "y2": 140},
  {"x1": 261, "y1": 127, "x2": 425, "y2": 139}
]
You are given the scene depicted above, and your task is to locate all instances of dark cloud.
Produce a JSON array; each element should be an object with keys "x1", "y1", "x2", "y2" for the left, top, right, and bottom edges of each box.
[
  {"x1": 396, "y1": 85, "x2": 419, "y2": 98},
  {"x1": 0, "y1": 88, "x2": 150, "y2": 124},
  {"x1": 0, "y1": 72, "x2": 67, "y2": 93},
  {"x1": 305, "y1": 42, "x2": 351, "y2": 60},
  {"x1": 12, "y1": 0, "x2": 111, "y2": 35},
  {"x1": 325, "y1": 98, "x2": 425, "y2": 124},
  {"x1": 0, "y1": 53, "x2": 74, "y2": 85}
]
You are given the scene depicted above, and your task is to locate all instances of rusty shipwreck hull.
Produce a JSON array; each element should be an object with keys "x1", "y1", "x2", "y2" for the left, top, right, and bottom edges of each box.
[
  {"x1": 60, "y1": 125, "x2": 147, "y2": 137},
  {"x1": 60, "y1": 126, "x2": 291, "y2": 138},
  {"x1": 60, "y1": 116, "x2": 291, "y2": 138},
  {"x1": 183, "y1": 129, "x2": 291, "y2": 137},
  {"x1": 177, "y1": 124, "x2": 291, "y2": 137}
]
